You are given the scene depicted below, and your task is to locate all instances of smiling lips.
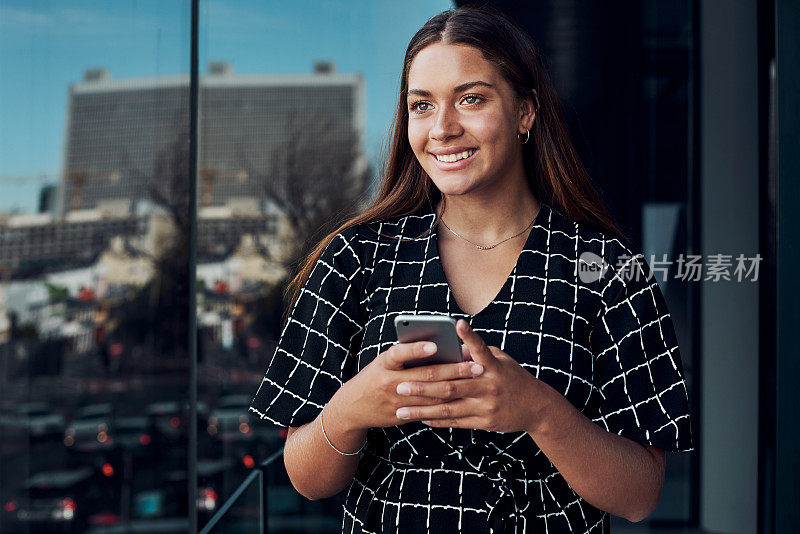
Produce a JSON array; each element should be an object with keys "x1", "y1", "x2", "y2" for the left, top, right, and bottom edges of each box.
[
  {"x1": 433, "y1": 148, "x2": 476, "y2": 162},
  {"x1": 433, "y1": 148, "x2": 477, "y2": 163},
  {"x1": 430, "y1": 148, "x2": 478, "y2": 170}
]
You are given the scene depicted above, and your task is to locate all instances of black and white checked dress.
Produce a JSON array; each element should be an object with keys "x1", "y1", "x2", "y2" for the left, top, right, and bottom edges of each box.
[{"x1": 249, "y1": 201, "x2": 694, "y2": 533}]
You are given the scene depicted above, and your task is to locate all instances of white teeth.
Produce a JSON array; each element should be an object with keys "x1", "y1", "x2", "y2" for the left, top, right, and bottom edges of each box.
[{"x1": 434, "y1": 149, "x2": 475, "y2": 163}]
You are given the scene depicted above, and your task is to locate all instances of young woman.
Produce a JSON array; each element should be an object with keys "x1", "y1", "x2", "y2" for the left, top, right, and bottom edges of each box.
[{"x1": 250, "y1": 6, "x2": 693, "y2": 533}]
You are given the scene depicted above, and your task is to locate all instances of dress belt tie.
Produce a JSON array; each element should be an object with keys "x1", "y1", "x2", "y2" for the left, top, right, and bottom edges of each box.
[
  {"x1": 461, "y1": 443, "x2": 527, "y2": 534},
  {"x1": 366, "y1": 441, "x2": 529, "y2": 533}
]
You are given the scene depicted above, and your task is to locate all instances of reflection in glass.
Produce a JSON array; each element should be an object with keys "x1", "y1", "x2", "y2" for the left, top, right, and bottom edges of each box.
[
  {"x1": 196, "y1": 0, "x2": 453, "y2": 529},
  {"x1": 195, "y1": 57, "x2": 369, "y2": 532},
  {"x1": 0, "y1": 2, "x2": 191, "y2": 532}
]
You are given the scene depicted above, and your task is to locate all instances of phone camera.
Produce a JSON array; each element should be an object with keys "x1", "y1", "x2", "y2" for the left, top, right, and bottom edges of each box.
[{"x1": 402, "y1": 321, "x2": 409, "y2": 326}]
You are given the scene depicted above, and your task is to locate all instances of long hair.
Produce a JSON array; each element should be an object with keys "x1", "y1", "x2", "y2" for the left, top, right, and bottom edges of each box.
[{"x1": 281, "y1": 5, "x2": 628, "y2": 326}]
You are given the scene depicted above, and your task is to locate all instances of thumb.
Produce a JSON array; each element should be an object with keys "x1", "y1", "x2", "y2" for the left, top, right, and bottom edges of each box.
[{"x1": 455, "y1": 319, "x2": 497, "y2": 370}]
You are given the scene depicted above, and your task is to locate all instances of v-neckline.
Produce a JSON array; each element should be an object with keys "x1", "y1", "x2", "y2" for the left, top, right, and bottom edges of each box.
[{"x1": 427, "y1": 203, "x2": 550, "y2": 319}]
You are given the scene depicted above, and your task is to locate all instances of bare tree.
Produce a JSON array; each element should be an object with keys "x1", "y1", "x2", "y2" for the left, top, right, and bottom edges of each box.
[
  {"x1": 243, "y1": 111, "x2": 371, "y2": 268},
  {"x1": 115, "y1": 118, "x2": 192, "y2": 369},
  {"x1": 116, "y1": 111, "x2": 192, "y2": 263}
]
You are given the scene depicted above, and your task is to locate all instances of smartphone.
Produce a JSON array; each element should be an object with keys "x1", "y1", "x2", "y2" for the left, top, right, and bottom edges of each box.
[{"x1": 393, "y1": 314, "x2": 463, "y2": 368}]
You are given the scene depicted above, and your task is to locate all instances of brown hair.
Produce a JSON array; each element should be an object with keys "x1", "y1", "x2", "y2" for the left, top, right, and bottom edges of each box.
[{"x1": 281, "y1": 5, "x2": 628, "y2": 326}]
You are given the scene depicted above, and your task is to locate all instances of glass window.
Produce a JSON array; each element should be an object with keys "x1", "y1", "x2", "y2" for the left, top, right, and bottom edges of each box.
[
  {"x1": 0, "y1": 2, "x2": 192, "y2": 531},
  {"x1": 196, "y1": 0, "x2": 452, "y2": 528}
]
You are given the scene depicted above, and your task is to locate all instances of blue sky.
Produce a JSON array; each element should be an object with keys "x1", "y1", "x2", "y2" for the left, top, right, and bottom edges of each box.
[{"x1": 0, "y1": 0, "x2": 452, "y2": 213}]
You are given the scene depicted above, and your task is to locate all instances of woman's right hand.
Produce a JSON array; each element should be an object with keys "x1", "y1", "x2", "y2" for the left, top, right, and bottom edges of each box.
[
  {"x1": 333, "y1": 341, "x2": 483, "y2": 432},
  {"x1": 285, "y1": 341, "x2": 480, "y2": 500}
]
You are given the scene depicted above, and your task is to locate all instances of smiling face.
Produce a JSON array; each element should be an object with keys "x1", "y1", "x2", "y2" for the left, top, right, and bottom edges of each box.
[{"x1": 406, "y1": 42, "x2": 534, "y2": 198}]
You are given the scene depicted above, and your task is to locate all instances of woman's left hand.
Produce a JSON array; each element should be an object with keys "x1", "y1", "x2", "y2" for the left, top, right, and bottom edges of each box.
[{"x1": 394, "y1": 318, "x2": 552, "y2": 434}]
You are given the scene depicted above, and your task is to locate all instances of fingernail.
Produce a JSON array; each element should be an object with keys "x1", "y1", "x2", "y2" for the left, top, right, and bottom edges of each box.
[
  {"x1": 396, "y1": 383, "x2": 411, "y2": 395},
  {"x1": 421, "y1": 420, "x2": 431, "y2": 425},
  {"x1": 396, "y1": 408, "x2": 410, "y2": 419},
  {"x1": 423, "y1": 342, "x2": 437, "y2": 354},
  {"x1": 471, "y1": 364, "x2": 484, "y2": 375}
]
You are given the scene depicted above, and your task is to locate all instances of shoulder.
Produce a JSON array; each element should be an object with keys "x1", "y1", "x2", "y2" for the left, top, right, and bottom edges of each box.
[
  {"x1": 309, "y1": 225, "x2": 366, "y2": 285},
  {"x1": 353, "y1": 207, "x2": 436, "y2": 255},
  {"x1": 545, "y1": 204, "x2": 643, "y2": 294},
  {"x1": 319, "y1": 208, "x2": 434, "y2": 278},
  {"x1": 546, "y1": 203, "x2": 629, "y2": 252},
  {"x1": 358, "y1": 207, "x2": 436, "y2": 241}
]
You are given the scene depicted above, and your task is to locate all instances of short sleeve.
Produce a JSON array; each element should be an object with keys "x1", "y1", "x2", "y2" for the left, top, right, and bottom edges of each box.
[
  {"x1": 249, "y1": 225, "x2": 365, "y2": 428},
  {"x1": 589, "y1": 250, "x2": 694, "y2": 452}
]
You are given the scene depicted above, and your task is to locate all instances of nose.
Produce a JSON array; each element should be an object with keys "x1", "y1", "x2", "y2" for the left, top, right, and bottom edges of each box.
[{"x1": 429, "y1": 105, "x2": 462, "y2": 141}]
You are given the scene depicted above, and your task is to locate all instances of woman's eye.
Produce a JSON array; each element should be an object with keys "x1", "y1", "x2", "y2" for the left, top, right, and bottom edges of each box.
[
  {"x1": 410, "y1": 101, "x2": 431, "y2": 113},
  {"x1": 462, "y1": 95, "x2": 482, "y2": 105}
]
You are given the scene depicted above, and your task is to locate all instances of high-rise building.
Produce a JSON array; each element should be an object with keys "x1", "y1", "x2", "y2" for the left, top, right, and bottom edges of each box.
[{"x1": 60, "y1": 62, "x2": 366, "y2": 215}]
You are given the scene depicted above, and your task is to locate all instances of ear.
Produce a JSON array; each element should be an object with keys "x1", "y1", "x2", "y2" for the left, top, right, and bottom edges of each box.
[{"x1": 518, "y1": 89, "x2": 538, "y2": 133}]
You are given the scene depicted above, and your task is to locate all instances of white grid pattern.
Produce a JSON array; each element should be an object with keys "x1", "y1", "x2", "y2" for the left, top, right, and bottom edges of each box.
[{"x1": 250, "y1": 202, "x2": 693, "y2": 533}]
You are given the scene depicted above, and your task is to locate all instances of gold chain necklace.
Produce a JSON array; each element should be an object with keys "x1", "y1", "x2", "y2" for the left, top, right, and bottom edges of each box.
[{"x1": 440, "y1": 212, "x2": 538, "y2": 250}]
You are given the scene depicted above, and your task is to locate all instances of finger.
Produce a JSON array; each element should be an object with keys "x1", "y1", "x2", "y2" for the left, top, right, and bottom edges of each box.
[
  {"x1": 421, "y1": 417, "x2": 481, "y2": 429},
  {"x1": 395, "y1": 399, "x2": 470, "y2": 422},
  {"x1": 455, "y1": 319, "x2": 497, "y2": 369},
  {"x1": 399, "y1": 360, "x2": 483, "y2": 384},
  {"x1": 382, "y1": 341, "x2": 437, "y2": 370},
  {"x1": 397, "y1": 395, "x2": 448, "y2": 406},
  {"x1": 461, "y1": 343, "x2": 472, "y2": 362},
  {"x1": 396, "y1": 378, "x2": 481, "y2": 401}
]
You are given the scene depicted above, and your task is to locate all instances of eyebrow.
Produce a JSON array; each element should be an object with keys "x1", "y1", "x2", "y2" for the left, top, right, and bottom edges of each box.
[{"x1": 407, "y1": 80, "x2": 494, "y2": 98}]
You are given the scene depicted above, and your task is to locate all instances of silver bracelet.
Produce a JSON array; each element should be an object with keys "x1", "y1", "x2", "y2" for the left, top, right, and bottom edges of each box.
[{"x1": 319, "y1": 409, "x2": 365, "y2": 456}]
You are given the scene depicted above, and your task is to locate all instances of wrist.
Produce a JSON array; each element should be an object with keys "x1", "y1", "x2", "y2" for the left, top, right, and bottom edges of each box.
[
  {"x1": 325, "y1": 386, "x2": 368, "y2": 440},
  {"x1": 320, "y1": 409, "x2": 365, "y2": 456},
  {"x1": 525, "y1": 376, "x2": 557, "y2": 437}
]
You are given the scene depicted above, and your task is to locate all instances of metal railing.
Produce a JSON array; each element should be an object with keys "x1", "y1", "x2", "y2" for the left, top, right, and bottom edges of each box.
[
  {"x1": 198, "y1": 448, "x2": 343, "y2": 534},
  {"x1": 199, "y1": 449, "x2": 282, "y2": 534}
]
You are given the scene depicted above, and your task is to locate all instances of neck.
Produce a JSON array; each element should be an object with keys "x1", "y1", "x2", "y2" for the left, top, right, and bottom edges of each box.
[{"x1": 436, "y1": 181, "x2": 541, "y2": 245}]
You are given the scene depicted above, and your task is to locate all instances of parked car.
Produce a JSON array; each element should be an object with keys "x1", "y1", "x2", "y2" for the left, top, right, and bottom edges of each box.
[
  {"x1": 64, "y1": 403, "x2": 114, "y2": 453},
  {"x1": 0, "y1": 402, "x2": 65, "y2": 440},
  {"x1": 207, "y1": 394, "x2": 255, "y2": 443},
  {"x1": 108, "y1": 415, "x2": 163, "y2": 460},
  {"x1": 144, "y1": 400, "x2": 209, "y2": 444},
  {"x1": 129, "y1": 458, "x2": 230, "y2": 523},
  {"x1": 1, "y1": 466, "x2": 118, "y2": 533}
]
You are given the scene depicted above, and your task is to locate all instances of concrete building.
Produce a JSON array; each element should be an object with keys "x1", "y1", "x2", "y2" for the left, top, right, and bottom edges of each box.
[
  {"x1": 59, "y1": 62, "x2": 366, "y2": 214},
  {"x1": 0, "y1": 209, "x2": 143, "y2": 276}
]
